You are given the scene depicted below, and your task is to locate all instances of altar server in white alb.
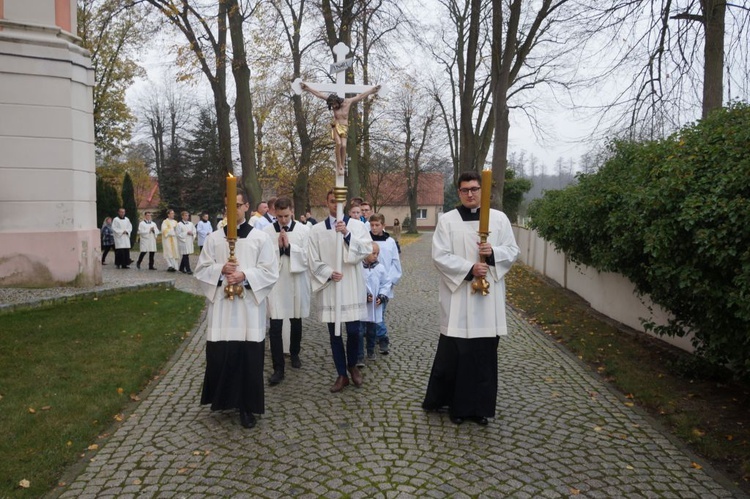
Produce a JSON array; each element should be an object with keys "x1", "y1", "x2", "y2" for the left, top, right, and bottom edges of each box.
[
  {"x1": 262, "y1": 196, "x2": 311, "y2": 386},
  {"x1": 161, "y1": 209, "x2": 179, "y2": 272},
  {"x1": 308, "y1": 190, "x2": 373, "y2": 393},
  {"x1": 112, "y1": 207, "x2": 133, "y2": 269},
  {"x1": 176, "y1": 210, "x2": 196, "y2": 274},
  {"x1": 195, "y1": 192, "x2": 279, "y2": 429},
  {"x1": 423, "y1": 170, "x2": 519, "y2": 426},
  {"x1": 196, "y1": 212, "x2": 213, "y2": 251},
  {"x1": 136, "y1": 211, "x2": 159, "y2": 270}
]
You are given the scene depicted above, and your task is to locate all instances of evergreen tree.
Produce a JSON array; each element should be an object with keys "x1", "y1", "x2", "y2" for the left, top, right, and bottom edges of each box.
[
  {"x1": 184, "y1": 107, "x2": 224, "y2": 217},
  {"x1": 96, "y1": 176, "x2": 121, "y2": 227},
  {"x1": 121, "y1": 172, "x2": 139, "y2": 246},
  {"x1": 159, "y1": 142, "x2": 186, "y2": 213}
]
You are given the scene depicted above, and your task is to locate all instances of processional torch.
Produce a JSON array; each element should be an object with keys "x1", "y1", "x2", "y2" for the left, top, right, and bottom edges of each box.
[
  {"x1": 224, "y1": 173, "x2": 244, "y2": 300},
  {"x1": 471, "y1": 168, "x2": 492, "y2": 296}
]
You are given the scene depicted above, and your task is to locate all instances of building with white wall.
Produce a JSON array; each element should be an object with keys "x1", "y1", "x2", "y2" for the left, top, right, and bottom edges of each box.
[{"x1": 0, "y1": 0, "x2": 100, "y2": 287}]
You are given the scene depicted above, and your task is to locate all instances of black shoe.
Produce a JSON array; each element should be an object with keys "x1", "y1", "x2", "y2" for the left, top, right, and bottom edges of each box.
[
  {"x1": 167, "y1": 267, "x2": 176, "y2": 272},
  {"x1": 290, "y1": 355, "x2": 302, "y2": 368},
  {"x1": 149, "y1": 267, "x2": 156, "y2": 270},
  {"x1": 472, "y1": 416, "x2": 489, "y2": 426},
  {"x1": 186, "y1": 270, "x2": 193, "y2": 275},
  {"x1": 121, "y1": 266, "x2": 130, "y2": 269},
  {"x1": 136, "y1": 263, "x2": 141, "y2": 269},
  {"x1": 268, "y1": 370, "x2": 284, "y2": 385},
  {"x1": 239, "y1": 410, "x2": 256, "y2": 429},
  {"x1": 449, "y1": 415, "x2": 464, "y2": 425}
]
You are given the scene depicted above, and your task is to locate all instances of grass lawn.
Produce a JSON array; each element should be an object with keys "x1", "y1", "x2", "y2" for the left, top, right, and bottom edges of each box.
[
  {"x1": 506, "y1": 263, "x2": 750, "y2": 493},
  {"x1": 0, "y1": 289, "x2": 204, "y2": 497}
]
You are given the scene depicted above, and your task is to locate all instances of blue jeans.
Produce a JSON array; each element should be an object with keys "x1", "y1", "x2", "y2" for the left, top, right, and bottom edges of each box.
[
  {"x1": 376, "y1": 301, "x2": 389, "y2": 347},
  {"x1": 327, "y1": 321, "x2": 360, "y2": 376},
  {"x1": 358, "y1": 322, "x2": 377, "y2": 359}
]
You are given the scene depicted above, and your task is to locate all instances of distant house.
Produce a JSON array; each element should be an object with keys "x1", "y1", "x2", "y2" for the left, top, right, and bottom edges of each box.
[
  {"x1": 136, "y1": 177, "x2": 161, "y2": 219},
  {"x1": 310, "y1": 172, "x2": 445, "y2": 230},
  {"x1": 369, "y1": 172, "x2": 444, "y2": 230}
]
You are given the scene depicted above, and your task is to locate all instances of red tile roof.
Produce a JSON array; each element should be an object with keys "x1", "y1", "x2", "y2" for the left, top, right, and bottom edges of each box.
[{"x1": 366, "y1": 172, "x2": 444, "y2": 207}]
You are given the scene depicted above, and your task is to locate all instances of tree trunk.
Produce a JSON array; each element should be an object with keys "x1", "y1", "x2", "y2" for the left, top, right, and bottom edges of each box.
[
  {"x1": 226, "y1": 0, "x2": 262, "y2": 206},
  {"x1": 458, "y1": 0, "x2": 482, "y2": 173},
  {"x1": 701, "y1": 0, "x2": 724, "y2": 118}
]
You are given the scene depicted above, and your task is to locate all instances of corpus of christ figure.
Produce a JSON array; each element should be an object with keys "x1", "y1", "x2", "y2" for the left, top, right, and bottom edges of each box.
[{"x1": 300, "y1": 82, "x2": 381, "y2": 176}]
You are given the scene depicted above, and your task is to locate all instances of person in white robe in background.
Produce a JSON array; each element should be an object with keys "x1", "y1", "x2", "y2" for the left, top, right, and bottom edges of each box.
[
  {"x1": 423, "y1": 170, "x2": 519, "y2": 426},
  {"x1": 308, "y1": 190, "x2": 372, "y2": 393},
  {"x1": 253, "y1": 197, "x2": 277, "y2": 231},
  {"x1": 161, "y1": 210, "x2": 179, "y2": 272},
  {"x1": 196, "y1": 212, "x2": 213, "y2": 251},
  {"x1": 195, "y1": 193, "x2": 279, "y2": 429},
  {"x1": 136, "y1": 211, "x2": 159, "y2": 270},
  {"x1": 112, "y1": 207, "x2": 133, "y2": 269},
  {"x1": 263, "y1": 196, "x2": 311, "y2": 386},
  {"x1": 176, "y1": 210, "x2": 196, "y2": 274}
]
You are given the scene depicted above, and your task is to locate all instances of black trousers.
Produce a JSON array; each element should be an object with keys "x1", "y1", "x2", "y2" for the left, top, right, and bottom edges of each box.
[
  {"x1": 137, "y1": 252, "x2": 155, "y2": 268},
  {"x1": 114, "y1": 248, "x2": 131, "y2": 267},
  {"x1": 101, "y1": 245, "x2": 113, "y2": 263},
  {"x1": 179, "y1": 254, "x2": 192, "y2": 272},
  {"x1": 269, "y1": 318, "x2": 302, "y2": 372}
]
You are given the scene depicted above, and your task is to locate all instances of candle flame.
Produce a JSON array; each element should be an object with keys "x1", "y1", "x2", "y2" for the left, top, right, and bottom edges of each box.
[{"x1": 228, "y1": 173, "x2": 234, "y2": 178}]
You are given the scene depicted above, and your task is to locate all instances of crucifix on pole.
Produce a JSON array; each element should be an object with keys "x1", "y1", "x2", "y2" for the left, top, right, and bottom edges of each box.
[{"x1": 292, "y1": 42, "x2": 382, "y2": 335}]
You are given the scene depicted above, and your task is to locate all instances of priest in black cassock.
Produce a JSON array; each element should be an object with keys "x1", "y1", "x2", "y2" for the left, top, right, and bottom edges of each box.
[
  {"x1": 422, "y1": 170, "x2": 519, "y2": 425},
  {"x1": 194, "y1": 192, "x2": 279, "y2": 429}
]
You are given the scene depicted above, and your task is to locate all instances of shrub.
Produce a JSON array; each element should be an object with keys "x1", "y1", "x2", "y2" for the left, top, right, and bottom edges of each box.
[{"x1": 529, "y1": 103, "x2": 750, "y2": 379}]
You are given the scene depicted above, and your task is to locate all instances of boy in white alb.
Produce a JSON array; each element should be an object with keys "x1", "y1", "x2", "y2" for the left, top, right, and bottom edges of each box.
[{"x1": 358, "y1": 243, "x2": 390, "y2": 366}]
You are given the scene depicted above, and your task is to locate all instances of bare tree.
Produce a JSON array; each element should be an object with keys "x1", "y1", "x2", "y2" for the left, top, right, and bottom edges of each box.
[
  {"x1": 226, "y1": 0, "x2": 263, "y2": 205},
  {"x1": 141, "y1": 0, "x2": 234, "y2": 185},
  {"x1": 390, "y1": 74, "x2": 437, "y2": 234},
  {"x1": 584, "y1": 1, "x2": 750, "y2": 137}
]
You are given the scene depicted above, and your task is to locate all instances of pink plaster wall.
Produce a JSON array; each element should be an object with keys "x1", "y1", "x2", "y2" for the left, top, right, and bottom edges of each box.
[
  {"x1": 0, "y1": 229, "x2": 102, "y2": 287},
  {"x1": 55, "y1": 0, "x2": 71, "y2": 33}
]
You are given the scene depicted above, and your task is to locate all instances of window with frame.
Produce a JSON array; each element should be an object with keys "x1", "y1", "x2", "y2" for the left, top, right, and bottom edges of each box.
[{"x1": 416, "y1": 209, "x2": 427, "y2": 220}]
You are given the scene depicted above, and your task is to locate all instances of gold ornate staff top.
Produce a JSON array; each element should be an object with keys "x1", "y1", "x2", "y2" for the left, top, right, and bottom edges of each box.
[{"x1": 224, "y1": 238, "x2": 245, "y2": 300}]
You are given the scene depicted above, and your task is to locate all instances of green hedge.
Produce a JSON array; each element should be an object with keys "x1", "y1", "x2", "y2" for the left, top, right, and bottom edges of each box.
[{"x1": 528, "y1": 103, "x2": 750, "y2": 378}]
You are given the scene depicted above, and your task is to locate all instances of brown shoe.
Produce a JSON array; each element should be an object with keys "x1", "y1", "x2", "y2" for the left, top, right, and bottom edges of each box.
[
  {"x1": 330, "y1": 375, "x2": 350, "y2": 393},
  {"x1": 348, "y1": 366, "x2": 363, "y2": 387}
]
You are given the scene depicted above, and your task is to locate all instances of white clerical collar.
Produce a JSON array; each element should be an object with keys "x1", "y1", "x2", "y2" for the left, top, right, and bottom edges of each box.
[
  {"x1": 328, "y1": 215, "x2": 337, "y2": 225},
  {"x1": 471, "y1": 208, "x2": 479, "y2": 213}
]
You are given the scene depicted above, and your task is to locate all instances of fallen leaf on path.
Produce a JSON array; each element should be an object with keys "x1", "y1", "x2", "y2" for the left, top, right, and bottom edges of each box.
[
  {"x1": 19, "y1": 479, "x2": 30, "y2": 489},
  {"x1": 691, "y1": 462, "x2": 703, "y2": 470}
]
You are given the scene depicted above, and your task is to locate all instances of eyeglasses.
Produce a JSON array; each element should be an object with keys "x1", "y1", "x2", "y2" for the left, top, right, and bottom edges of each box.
[{"x1": 458, "y1": 187, "x2": 481, "y2": 194}]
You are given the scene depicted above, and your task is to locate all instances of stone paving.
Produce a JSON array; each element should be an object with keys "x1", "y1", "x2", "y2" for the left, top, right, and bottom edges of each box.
[{"x1": 34, "y1": 236, "x2": 745, "y2": 497}]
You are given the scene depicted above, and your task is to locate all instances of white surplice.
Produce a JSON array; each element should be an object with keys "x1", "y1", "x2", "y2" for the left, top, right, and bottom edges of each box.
[
  {"x1": 138, "y1": 220, "x2": 159, "y2": 252},
  {"x1": 194, "y1": 228, "x2": 279, "y2": 342},
  {"x1": 263, "y1": 222, "x2": 312, "y2": 320},
  {"x1": 308, "y1": 217, "x2": 372, "y2": 323},
  {"x1": 111, "y1": 216, "x2": 132, "y2": 249},
  {"x1": 176, "y1": 220, "x2": 196, "y2": 255},
  {"x1": 432, "y1": 208, "x2": 519, "y2": 338}
]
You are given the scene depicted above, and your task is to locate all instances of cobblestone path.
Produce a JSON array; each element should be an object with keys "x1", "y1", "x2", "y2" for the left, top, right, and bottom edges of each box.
[{"x1": 53, "y1": 235, "x2": 743, "y2": 498}]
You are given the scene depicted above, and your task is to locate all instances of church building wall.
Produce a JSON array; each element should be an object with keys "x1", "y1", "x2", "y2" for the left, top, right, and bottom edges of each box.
[{"x1": 0, "y1": 0, "x2": 101, "y2": 287}]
